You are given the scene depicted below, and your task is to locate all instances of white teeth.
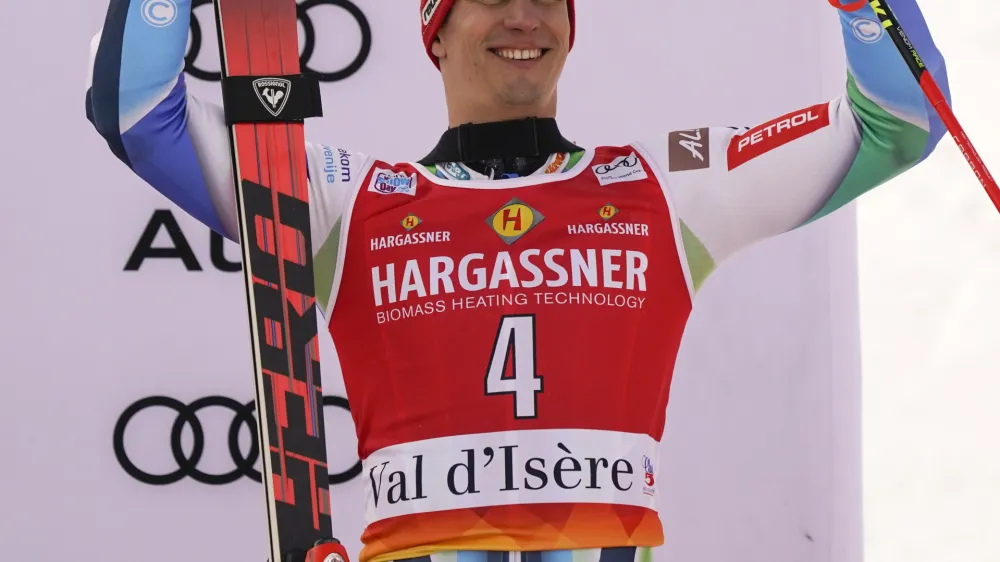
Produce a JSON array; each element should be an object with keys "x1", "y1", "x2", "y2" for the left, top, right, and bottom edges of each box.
[{"x1": 494, "y1": 48, "x2": 543, "y2": 61}]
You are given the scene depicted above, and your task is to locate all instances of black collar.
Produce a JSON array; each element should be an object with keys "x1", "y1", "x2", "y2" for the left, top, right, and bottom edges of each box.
[{"x1": 419, "y1": 117, "x2": 582, "y2": 164}]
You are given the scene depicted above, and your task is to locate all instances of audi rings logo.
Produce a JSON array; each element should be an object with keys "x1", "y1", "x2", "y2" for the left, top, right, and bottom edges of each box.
[
  {"x1": 113, "y1": 395, "x2": 362, "y2": 486},
  {"x1": 185, "y1": 0, "x2": 372, "y2": 83}
]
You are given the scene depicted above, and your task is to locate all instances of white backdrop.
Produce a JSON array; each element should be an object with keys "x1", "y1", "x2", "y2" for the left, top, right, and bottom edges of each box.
[
  {"x1": 856, "y1": 1, "x2": 1000, "y2": 561},
  {"x1": 0, "y1": 2, "x2": 862, "y2": 562}
]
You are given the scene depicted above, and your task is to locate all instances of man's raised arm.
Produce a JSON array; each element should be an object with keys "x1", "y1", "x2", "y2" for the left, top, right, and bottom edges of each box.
[
  {"x1": 638, "y1": 0, "x2": 949, "y2": 291},
  {"x1": 85, "y1": 0, "x2": 365, "y2": 252}
]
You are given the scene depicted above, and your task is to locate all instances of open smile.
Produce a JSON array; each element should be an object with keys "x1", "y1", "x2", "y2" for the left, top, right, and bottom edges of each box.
[{"x1": 490, "y1": 48, "x2": 550, "y2": 62}]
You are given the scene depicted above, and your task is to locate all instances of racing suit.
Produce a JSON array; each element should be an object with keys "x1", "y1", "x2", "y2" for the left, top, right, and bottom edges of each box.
[{"x1": 86, "y1": 1, "x2": 949, "y2": 562}]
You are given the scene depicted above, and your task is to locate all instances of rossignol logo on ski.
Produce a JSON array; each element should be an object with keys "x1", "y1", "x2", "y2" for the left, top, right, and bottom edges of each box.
[
  {"x1": 253, "y1": 78, "x2": 292, "y2": 117},
  {"x1": 592, "y1": 152, "x2": 648, "y2": 186},
  {"x1": 369, "y1": 169, "x2": 418, "y2": 196}
]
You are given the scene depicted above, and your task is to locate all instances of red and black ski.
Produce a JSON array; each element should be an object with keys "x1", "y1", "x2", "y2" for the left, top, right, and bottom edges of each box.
[{"x1": 211, "y1": 0, "x2": 333, "y2": 560}]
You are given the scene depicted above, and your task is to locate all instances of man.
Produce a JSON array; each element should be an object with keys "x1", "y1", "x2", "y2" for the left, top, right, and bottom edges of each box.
[{"x1": 86, "y1": 1, "x2": 949, "y2": 562}]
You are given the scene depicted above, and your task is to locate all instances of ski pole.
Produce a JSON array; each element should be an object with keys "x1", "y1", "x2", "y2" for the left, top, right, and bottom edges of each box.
[{"x1": 830, "y1": 0, "x2": 1000, "y2": 214}]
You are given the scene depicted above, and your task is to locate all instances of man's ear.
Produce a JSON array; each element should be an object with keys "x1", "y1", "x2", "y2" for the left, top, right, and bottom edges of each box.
[{"x1": 431, "y1": 37, "x2": 446, "y2": 59}]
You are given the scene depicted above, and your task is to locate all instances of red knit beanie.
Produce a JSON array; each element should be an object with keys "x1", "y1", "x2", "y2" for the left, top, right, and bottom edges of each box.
[{"x1": 420, "y1": 0, "x2": 576, "y2": 69}]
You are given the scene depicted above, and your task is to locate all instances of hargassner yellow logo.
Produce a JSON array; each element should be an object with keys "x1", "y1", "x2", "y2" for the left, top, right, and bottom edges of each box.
[
  {"x1": 401, "y1": 213, "x2": 422, "y2": 231},
  {"x1": 487, "y1": 198, "x2": 545, "y2": 245},
  {"x1": 598, "y1": 204, "x2": 620, "y2": 221}
]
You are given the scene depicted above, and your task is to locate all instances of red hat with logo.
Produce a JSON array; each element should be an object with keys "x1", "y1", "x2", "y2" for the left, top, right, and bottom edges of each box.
[{"x1": 420, "y1": 0, "x2": 576, "y2": 69}]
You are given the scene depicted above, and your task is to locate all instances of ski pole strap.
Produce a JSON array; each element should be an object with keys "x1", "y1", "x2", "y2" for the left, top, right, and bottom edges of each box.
[{"x1": 221, "y1": 74, "x2": 324, "y2": 124}]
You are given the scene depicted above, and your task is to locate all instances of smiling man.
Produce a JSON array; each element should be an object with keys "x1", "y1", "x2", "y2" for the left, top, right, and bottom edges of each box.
[
  {"x1": 427, "y1": 0, "x2": 572, "y2": 125},
  {"x1": 86, "y1": 1, "x2": 949, "y2": 562}
]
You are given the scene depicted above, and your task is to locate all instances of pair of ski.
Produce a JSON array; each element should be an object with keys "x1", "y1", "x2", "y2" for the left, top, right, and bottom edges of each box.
[{"x1": 210, "y1": 0, "x2": 342, "y2": 561}]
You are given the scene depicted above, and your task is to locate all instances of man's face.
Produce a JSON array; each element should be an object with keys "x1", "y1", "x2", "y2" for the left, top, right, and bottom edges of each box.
[{"x1": 434, "y1": 0, "x2": 571, "y2": 113}]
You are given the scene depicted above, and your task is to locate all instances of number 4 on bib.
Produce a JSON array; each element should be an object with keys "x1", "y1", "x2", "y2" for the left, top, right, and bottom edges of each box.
[{"x1": 485, "y1": 315, "x2": 544, "y2": 419}]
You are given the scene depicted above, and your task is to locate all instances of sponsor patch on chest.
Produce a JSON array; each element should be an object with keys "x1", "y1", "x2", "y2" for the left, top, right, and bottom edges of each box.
[
  {"x1": 369, "y1": 168, "x2": 418, "y2": 196},
  {"x1": 592, "y1": 152, "x2": 648, "y2": 186},
  {"x1": 566, "y1": 203, "x2": 650, "y2": 237}
]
